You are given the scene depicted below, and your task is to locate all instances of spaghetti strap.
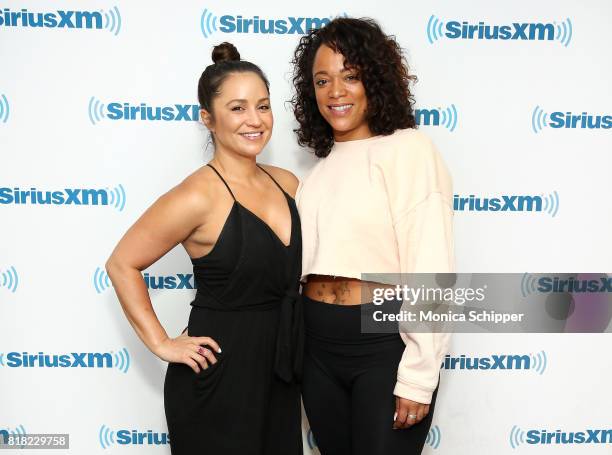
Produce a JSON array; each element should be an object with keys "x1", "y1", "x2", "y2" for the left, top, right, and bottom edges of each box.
[
  {"x1": 256, "y1": 164, "x2": 286, "y2": 195},
  {"x1": 207, "y1": 163, "x2": 236, "y2": 200}
]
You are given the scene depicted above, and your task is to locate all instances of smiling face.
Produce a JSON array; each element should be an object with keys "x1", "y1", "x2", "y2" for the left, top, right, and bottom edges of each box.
[
  {"x1": 312, "y1": 44, "x2": 372, "y2": 142},
  {"x1": 201, "y1": 71, "x2": 273, "y2": 158}
]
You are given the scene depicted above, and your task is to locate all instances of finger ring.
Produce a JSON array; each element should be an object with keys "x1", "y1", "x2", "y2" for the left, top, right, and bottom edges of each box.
[
  {"x1": 408, "y1": 414, "x2": 417, "y2": 419},
  {"x1": 198, "y1": 347, "x2": 205, "y2": 355}
]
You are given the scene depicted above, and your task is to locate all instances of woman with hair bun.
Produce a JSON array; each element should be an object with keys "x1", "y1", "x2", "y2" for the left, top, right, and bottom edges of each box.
[
  {"x1": 105, "y1": 42, "x2": 304, "y2": 454},
  {"x1": 291, "y1": 18, "x2": 454, "y2": 454}
]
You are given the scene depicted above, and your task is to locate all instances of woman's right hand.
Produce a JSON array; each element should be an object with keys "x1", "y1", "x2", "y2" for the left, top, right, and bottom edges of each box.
[{"x1": 153, "y1": 329, "x2": 221, "y2": 373}]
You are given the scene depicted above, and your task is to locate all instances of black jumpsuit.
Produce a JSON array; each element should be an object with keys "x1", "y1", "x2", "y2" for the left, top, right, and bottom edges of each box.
[{"x1": 163, "y1": 164, "x2": 304, "y2": 455}]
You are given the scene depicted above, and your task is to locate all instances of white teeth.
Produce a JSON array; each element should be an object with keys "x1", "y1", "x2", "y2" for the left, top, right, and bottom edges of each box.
[
  {"x1": 330, "y1": 104, "x2": 352, "y2": 111},
  {"x1": 241, "y1": 132, "x2": 262, "y2": 138}
]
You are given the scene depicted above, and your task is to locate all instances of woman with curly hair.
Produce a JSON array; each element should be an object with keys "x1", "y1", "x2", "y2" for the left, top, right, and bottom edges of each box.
[{"x1": 291, "y1": 17, "x2": 455, "y2": 454}]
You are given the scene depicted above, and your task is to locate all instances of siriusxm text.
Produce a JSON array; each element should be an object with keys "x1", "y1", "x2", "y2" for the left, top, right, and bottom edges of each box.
[
  {"x1": 5, "y1": 352, "x2": 115, "y2": 368},
  {"x1": 453, "y1": 194, "x2": 542, "y2": 212},
  {"x1": 537, "y1": 276, "x2": 612, "y2": 293},
  {"x1": 442, "y1": 354, "x2": 530, "y2": 370},
  {"x1": 445, "y1": 21, "x2": 554, "y2": 41},
  {"x1": 114, "y1": 430, "x2": 170, "y2": 445},
  {"x1": 548, "y1": 112, "x2": 612, "y2": 129},
  {"x1": 0, "y1": 8, "x2": 102, "y2": 29},
  {"x1": 0, "y1": 188, "x2": 110, "y2": 205},
  {"x1": 525, "y1": 429, "x2": 612, "y2": 444},
  {"x1": 143, "y1": 273, "x2": 195, "y2": 290},
  {"x1": 218, "y1": 15, "x2": 330, "y2": 34},
  {"x1": 106, "y1": 103, "x2": 200, "y2": 121}
]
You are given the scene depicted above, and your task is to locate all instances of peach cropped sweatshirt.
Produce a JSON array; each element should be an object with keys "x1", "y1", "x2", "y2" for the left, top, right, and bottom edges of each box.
[{"x1": 295, "y1": 128, "x2": 455, "y2": 404}]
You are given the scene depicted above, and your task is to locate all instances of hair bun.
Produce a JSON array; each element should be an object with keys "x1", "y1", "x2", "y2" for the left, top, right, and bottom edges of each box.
[{"x1": 212, "y1": 42, "x2": 240, "y2": 64}]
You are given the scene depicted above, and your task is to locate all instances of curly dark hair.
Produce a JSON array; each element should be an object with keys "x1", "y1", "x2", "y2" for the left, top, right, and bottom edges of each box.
[{"x1": 290, "y1": 17, "x2": 418, "y2": 157}]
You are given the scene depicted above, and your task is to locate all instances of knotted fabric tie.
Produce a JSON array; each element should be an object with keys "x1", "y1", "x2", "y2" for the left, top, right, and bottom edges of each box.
[{"x1": 273, "y1": 289, "x2": 304, "y2": 383}]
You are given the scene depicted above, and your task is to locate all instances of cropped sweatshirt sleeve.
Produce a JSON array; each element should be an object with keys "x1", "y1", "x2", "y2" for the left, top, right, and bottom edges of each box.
[{"x1": 374, "y1": 130, "x2": 455, "y2": 404}]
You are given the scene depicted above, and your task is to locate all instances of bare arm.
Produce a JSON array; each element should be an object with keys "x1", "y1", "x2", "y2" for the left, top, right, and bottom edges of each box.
[{"x1": 105, "y1": 179, "x2": 219, "y2": 369}]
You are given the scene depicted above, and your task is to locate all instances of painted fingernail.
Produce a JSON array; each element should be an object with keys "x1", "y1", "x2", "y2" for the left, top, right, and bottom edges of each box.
[{"x1": 218, "y1": 348, "x2": 222, "y2": 353}]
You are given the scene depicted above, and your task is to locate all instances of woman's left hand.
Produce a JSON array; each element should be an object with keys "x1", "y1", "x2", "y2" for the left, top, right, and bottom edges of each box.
[{"x1": 393, "y1": 396, "x2": 430, "y2": 429}]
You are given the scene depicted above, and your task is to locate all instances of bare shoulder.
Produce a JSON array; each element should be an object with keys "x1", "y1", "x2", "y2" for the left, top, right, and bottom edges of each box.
[
  {"x1": 259, "y1": 163, "x2": 300, "y2": 198},
  {"x1": 157, "y1": 165, "x2": 223, "y2": 218},
  {"x1": 105, "y1": 165, "x2": 221, "y2": 270}
]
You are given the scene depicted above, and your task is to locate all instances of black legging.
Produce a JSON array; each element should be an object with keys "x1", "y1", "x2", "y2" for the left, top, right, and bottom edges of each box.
[{"x1": 301, "y1": 295, "x2": 439, "y2": 455}]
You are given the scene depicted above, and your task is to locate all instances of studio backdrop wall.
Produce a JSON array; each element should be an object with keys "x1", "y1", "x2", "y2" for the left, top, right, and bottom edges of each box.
[{"x1": 1, "y1": 0, "x2": 611, "y2": 453}]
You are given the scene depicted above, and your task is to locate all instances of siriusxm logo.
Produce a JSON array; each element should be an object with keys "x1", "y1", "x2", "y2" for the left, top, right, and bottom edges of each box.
[
  {"x1": 510, "y1": 426, "x2": 612, "y2": 447},
  {"x1": 0, "y1": 425, "x2": 26, "y2": 444},
  {"x1": 415, "y1": 105, "x2": 458, "y2": 132},
  {"x1": 532, "y1": 106, "x2": 612, "y2": 133},
  {"x1": 426, "y1": 425, "x2": 441, "y2": 449},
  {"x1": 0, "y1": 93, "x2": 9, "y2": 123},
  {"x1": 200, "y1": 8, "x2": 346, "y2": 38},
  {"x1": 0, "y1": 185, "x2": 126, "y2": 211},
  {"x1": 0, "y1": 348, "x2": 130, "y2": 373},
  {"x1": 93, "y1": 267, "x2": 196, "y2": 294},
  {"x1": 99, "y1": 425, "x2": 169, "y2": 448},
  {"x1": 1, "y1": 265, "x2": 18, "y2": 293},
  {"x1": 522, "y1": 274, "x2": 612, "y2": 297},
  {"x1": 142, "y1": 273, "x2": 196, "y2": 290},
  {"x1": 88, "y1": 97, "x2": 200, "y2": 125},
  {"x1": 453, "y1": 191, "x2": 559, "y2": 217},
  {"x1": 0, "y1": 7, "x2": 121, "y2": 35},
  {"x1": 427, "y1": 16, "x2": 572, "y2": 46},
  {"x1": 442, "y1": 351, "x2": 547, "y2": 374}
]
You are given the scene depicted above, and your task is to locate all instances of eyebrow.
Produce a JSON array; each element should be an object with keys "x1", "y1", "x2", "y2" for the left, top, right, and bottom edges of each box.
[
  {"x1": 225, "y1": 97, "x2": 270, "y2": 106},
  {"x1": 313, "y1": 68, "x2": 353, "y2": 78}
]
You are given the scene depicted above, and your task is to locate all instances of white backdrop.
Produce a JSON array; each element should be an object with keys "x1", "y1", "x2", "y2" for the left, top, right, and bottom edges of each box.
[{"x1": 1, "y1": 0, "x2": 611, "y2": 453}]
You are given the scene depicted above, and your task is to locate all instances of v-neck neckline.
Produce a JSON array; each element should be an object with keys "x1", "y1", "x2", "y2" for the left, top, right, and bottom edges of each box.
[
  {"x1": 236, "y1": 193, "x2": 293, "y2": 249},
  {"x1": 204, "y1": 162, "x2": 294, "y2": 250}
]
